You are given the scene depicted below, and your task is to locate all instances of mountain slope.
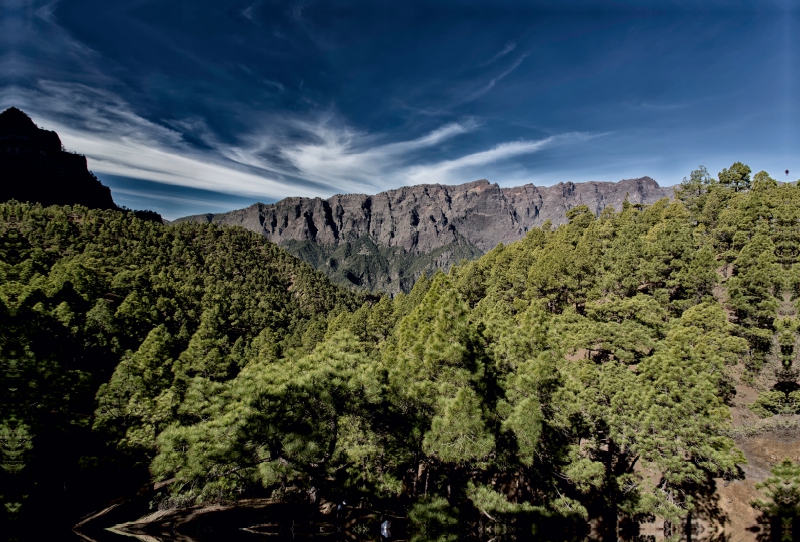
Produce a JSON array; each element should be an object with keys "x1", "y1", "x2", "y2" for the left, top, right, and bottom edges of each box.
[
  {"x1": 178, "y1": 177, "x2": 672, "y2": 292},
  {"x1": 0, "y1": 107, "x2": 118, "y2": 210},
  {"x1": 0, "y1": 201, "x2": 365, "y2": 535}
]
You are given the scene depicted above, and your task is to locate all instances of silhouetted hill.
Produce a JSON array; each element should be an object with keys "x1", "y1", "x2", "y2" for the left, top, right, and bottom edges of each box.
[
  {"x1": 177, "y1": 177, "x2": 673, "y2": 293},
  {"x1": 0, "y1": 107, "x2": 118, "y2": 209},
  {"x1": 0, "y1": 107, "x2": 164, "y2": 222}
]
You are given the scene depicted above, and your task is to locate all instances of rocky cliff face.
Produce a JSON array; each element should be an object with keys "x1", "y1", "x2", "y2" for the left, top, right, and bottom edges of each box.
[
  {"x1": 179, "y1": 177, "x2": 673, "y2": 293},
  {"x1": 0, "y1": 107, "x2": 119, "y2": 210}
]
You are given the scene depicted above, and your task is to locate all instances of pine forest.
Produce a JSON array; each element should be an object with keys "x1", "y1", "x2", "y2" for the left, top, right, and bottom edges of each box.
[{"x1": 2, "y1": 164, "x2": 800, "y2": 540}]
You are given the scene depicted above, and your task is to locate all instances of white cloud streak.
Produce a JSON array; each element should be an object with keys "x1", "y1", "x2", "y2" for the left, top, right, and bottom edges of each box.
[
  {"x1": 406, "y1": 133, "x2": 593, "y2": 185},
  {"x1": 481, "y1": 42, "x2": 517, "y2": 66},
  {"x1": 270, "y1": 119, "x2": 594, "y2": 188},
  {"x1": 6, "y1": 80, "x2": 595, "y2": 203},
  {"x1": 1, "y1": 2, "x2": 594, "y2": 204},
  {"x1": 273, "y1": 119, "x2": 478, "y2": 191},
  {"x1": 463, "y1": 54, "x2": 528, "y2": 103},
  {"x1": 111, "y1": 187, "x2": 243, "y2": 208},
  {"x1": 11, "y1": 82, "x2": 316, "y2": 199}
]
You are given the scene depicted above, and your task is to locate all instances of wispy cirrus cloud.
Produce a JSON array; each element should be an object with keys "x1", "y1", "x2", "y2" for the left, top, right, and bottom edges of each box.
[
  {"x1": 111, "y1": 187, "x2": 241, "y2": 208},
  {"x1": 8, "y1": 79, "x2": 598, "y2": 203},
  {"x1": 6, "y1": 81, "x2": 318, "y2": 198},
  {"x1": 462, "y1": 53, "x2": 529, "y2": 103},
  {"x1": 481, "y1": 42, "x2": 517, "y2": 66},
  {"x1": 1, "y1": 0, "x2": 602, "y2": 209},
  {"x1": 272, "y1": 118, "x2": 478, "y2": 190},
  {"x1": 265, "y1": 117, "x2": 595, "y2": 188},
  {"x1": 406, "y1": 133, "x2": 595, "y2": 185}
]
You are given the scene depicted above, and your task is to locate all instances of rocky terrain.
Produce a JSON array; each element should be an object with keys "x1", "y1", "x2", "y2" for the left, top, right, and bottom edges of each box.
[
  {"x1": 0, "y1": 107, "x2": 163, "y2": 222},
  {"x1": 178, "y1": 177, "x2": 673, "y2": 292},
  {"x1": 0, "y1": 107, "x2": 118, "y2": 210}
]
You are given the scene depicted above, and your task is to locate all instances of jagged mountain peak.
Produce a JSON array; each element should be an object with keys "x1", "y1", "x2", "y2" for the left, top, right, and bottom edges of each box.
[{"x1": 177, "y1": 176, "x2": 673, "y2": 293}]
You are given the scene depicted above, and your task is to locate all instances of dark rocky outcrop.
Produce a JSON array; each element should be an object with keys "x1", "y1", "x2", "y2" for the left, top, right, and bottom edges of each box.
[
  {"x1": 0, "y1": 107, "x2": 164, "y2": 222},
  {"x1": 178, "y1": 177, "x2": 673, "y2": 293},
  {"x1": 0, "y1": 107, "x2": 118, "y2": 210}
]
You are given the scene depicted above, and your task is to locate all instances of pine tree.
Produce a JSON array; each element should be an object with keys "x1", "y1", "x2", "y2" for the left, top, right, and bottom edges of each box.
[
  {"x1": 635, "y1": 302, "x2": 746, "y2": 522},
  {"x1": 386, "y1": 274, "x2": 494, "y2": 500},
  {"x1": 95, "y1": 325, "x2": 177, "y2": 455},
  {"x1": 752, "y1": 459, "x2": 800, "y2": 540},
  {"x1": 719, "y1": 161, "x2": 752, "y2": 192}
]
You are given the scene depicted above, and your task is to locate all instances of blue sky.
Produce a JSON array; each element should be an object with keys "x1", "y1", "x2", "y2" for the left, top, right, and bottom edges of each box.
[{"x1": 2, "y1": 0, "x2": 798, "y2": 219}]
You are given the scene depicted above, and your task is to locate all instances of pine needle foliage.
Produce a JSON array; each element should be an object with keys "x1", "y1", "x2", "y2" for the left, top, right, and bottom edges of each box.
[{"x1": 3, "y1": 166, "x2": 800, "y2": 535}]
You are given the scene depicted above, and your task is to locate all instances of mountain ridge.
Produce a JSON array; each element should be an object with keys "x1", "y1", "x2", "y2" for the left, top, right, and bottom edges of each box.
[
  {"x1": 177, "y1": 177, "x2": 673, "y2": 292},
  {"x1": 0, "y1": 107, "x2": 118, "y2": 210},
  {"x1": 0, "y1": 107, "x2": 163, "y2": 222}
]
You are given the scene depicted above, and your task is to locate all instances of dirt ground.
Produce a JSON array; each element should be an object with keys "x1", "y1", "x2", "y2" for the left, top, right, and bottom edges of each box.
[
  {"x1": 632, "y1": 378, "x2": 800, "y2": 542},
  {"x1": 716, "y1": 368, "x2": 800, "y2": 542},
  {"x1": 716, "y1": 431, "x2": 800, "y2": 542},
  {"x1": 666, "y1": 373, "x2": 800, "y2": 542}
]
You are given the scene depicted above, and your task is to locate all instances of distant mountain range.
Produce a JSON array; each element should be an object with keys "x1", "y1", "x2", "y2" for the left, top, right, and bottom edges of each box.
[
  {"x1": 1, "y1": 106, "x2": 672, "y2": 292},
  {"x1": 177, "y1": 177, "x2": 673, "y2": 293}
]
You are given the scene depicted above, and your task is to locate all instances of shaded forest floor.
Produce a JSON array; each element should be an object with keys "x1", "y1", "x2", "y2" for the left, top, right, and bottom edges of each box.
[{"x1": 720, "y1": 427, "x2": 800, "y2": 542}]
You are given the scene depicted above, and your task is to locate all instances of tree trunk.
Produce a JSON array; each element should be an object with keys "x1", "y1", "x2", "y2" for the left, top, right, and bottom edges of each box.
[{"x1": 604, "y1": 439, "x2": 619, "y2": 542}]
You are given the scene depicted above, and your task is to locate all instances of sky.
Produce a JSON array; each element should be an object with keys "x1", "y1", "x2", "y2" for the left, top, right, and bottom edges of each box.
[{"x1": 2, "y1": 0, "x2": 798, "y2": 219}]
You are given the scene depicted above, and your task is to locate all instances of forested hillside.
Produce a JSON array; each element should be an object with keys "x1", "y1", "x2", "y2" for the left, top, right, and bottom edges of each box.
[
  {"x1": 0, "y1": 202, "x2": 365, "y2": 536},
  {"x1": 152, "y1": 164, "x2": 800, "y2": 539},
  {"x1": 2, "y1": 163, "x2": 799, "y2": 540}
]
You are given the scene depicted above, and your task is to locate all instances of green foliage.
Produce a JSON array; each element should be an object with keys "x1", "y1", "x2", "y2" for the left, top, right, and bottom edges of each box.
[
  {"x1": 408, "y1": 496, "x2": 459, "y2": 542},
  {"x1": 5, "y1": 166, "x2": 800, "y2": 534},
  {"x1": 0, "y1": 201, "x2": 362, "y2": 527},
  {"x1": 422, "y1": 387, "x2": 495, "y2": 464},
  {"x1": 719, "y1": 161, "x2": 752, "y2": 192},
  {"x1": 749, "y1": 390, "x2": 800, "y2": 417},
  {"x1": 152, "y1": 329, "x2": 378, "y2": 503},
  {"x1": 0, "y1": 420, "x2": 32, "y2": 475},
  {"x1": 95, "y1": 325, "x2": 178, "y2": 455},
  {"x1": 752, "y1": 459, "x2": 800, "y2": 522},
  {"x1": 675, "y1": 165, "x2": 715, "y2": 215},
  {"x1": 635, "y1": 303, "x2": 747, "y2": 520},
  {"x1": 466, "y1": 482, "x2": 542, "y2": 517}
]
